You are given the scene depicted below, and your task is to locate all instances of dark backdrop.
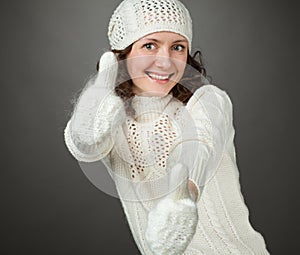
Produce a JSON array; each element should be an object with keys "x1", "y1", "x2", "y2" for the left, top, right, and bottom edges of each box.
[{"x1": 1, "y1": 0, "x2": 299, "y2": 254}]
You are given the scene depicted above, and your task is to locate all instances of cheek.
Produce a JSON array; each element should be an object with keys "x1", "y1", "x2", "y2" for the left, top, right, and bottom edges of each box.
[
  {"x1": 172, "y1": 54, "x2": 187, "y2": 73},
  {"x1": 176, "y1": 60, "x2": 187, "y2": 78},
  {"x1": 126, "y1": 57, "x2": 150, "y2": 78}
]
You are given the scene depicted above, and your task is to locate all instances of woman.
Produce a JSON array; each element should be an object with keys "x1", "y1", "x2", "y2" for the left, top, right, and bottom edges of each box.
[{"x1": 64, "y1": 0, "x2": 270, "y2": 254}]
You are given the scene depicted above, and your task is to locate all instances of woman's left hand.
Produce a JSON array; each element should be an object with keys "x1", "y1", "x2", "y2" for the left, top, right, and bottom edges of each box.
[{"x1": 145, "y1": 163, "x2": 198, "y2": 255}]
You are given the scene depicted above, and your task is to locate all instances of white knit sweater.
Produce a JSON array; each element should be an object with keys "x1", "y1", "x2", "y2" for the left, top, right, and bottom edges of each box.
[{"x1": 64, "y1": 85, "x2": 270, "y2": 255}]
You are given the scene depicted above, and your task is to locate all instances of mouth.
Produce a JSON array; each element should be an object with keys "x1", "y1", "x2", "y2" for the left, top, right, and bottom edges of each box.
[{"x1": 145, "y1": 71, "x2": 175, "y2": 83}]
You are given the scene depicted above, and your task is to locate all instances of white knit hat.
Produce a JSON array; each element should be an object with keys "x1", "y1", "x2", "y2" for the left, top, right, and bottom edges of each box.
[{"x1": 108, "y1": 0, "x2": 193, "y2": 51}]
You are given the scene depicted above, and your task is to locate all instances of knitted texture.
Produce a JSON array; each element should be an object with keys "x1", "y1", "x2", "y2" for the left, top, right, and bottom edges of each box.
[
  {"x1": 64, "y1": 85, "x2": 270, "y2": 254},
  {"x1": 108, "y1": 0, "x2": 193, "y2": 51},
  {"x1": 145, "y1": 198, "x2": 198, "y2": 255},
  {"x1": 64, "y1": 52, "x2": 126, "y2": 161}
]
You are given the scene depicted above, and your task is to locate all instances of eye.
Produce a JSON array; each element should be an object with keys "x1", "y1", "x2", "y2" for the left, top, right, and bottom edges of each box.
[
  {"x1": 143, "y1": 43, "x2": 156, "y2": 50},
  {"x1": 173, "y1": 44, "x2": 186, "y2": 52}
]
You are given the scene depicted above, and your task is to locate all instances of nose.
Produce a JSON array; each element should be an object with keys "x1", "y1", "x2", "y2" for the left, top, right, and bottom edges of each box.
[{"x1": 154, "y1": 49, "x2": 172, "y2": 70}]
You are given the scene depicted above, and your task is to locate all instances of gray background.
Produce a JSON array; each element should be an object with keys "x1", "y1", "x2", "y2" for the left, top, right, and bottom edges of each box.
[{"x1": 1, "y1": 0, "x2": 299, "y2": 254}]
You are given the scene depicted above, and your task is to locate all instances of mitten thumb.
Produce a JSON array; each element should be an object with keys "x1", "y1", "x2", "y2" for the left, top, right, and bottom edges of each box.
[{"x1": 95, "y1": 51, "x2": 118, "y2": 89}]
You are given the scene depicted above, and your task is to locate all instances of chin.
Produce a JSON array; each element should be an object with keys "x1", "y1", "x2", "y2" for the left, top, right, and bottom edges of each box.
[{"x1": 132, "y1": 79, "x2": 174, "y2": 96}]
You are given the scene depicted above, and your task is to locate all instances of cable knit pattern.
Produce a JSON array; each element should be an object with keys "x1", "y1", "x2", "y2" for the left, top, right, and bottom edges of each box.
[
  {"x1": 64, "y1": 85, "x2": 270, "y2": 255},
  {"x1": 201, "y1": 185, "x2": 240, "y2": 254},
  {"x1": 184, "y1": 151, "x2": 270, "y2": 255}
]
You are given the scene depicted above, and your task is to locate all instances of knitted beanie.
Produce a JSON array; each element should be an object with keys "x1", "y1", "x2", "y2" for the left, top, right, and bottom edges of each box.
[{"x1": 107, "y1": 0, "x2": 193, "y2": 51}]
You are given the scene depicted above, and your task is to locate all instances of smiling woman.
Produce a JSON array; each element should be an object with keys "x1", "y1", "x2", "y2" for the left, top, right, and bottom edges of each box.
[
  {"x1": 63, "y1": 0, "x2": 270, "y2": 254},
  {"x1": 126, "y1": 32, "x2": 188, "y2": 96}
]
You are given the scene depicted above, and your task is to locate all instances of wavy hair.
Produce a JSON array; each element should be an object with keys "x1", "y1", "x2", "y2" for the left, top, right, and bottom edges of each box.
[{"x1": 97, "y1": 45, "x2": 209, "y2": 104}]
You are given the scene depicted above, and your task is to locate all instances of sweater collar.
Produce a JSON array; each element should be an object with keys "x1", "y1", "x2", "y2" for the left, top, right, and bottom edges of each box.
[{"x1": 131, "y1": 93, "x2": 173, "y2": 122}]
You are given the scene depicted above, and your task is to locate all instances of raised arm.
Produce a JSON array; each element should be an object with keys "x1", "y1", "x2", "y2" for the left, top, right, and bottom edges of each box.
[
  {"x1": 64, "y1": 52, "x2": 126, "y2": 162},
  {"x1": 185, "y1": 84, "x2": 234, "y2": 199}
]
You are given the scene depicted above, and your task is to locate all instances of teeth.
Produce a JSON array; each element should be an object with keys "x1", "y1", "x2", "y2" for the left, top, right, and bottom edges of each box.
[{"x1": 147, "y1": 72, "x2": 170, "y2": 80}]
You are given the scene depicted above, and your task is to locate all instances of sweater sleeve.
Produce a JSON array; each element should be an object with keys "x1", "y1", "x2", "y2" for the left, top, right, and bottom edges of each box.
[
  {"x1": 184, "y1": 84, "x2": 234, "y2": 195},
  {"x1": 64, "y1": 86, "x2": 126, "y2": 162}
]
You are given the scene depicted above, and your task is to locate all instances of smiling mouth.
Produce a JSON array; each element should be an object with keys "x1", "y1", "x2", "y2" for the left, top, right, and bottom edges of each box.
[{"x1": 145, "y1": 71, "x2": 174, "y2": 81}]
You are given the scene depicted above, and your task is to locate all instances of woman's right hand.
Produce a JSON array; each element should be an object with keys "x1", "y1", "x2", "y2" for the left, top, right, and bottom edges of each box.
[
  {"x1": 65, "y1": 52, "x2": 126, "y2": 161},
  {"x1": 95, "y1": 51, "x2": 118, "y2": 90}
]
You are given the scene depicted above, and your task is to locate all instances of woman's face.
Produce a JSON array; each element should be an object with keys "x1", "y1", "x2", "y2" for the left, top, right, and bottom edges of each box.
[{"x1": 126, "y1": 31, "x2": 188, "y2": 96}]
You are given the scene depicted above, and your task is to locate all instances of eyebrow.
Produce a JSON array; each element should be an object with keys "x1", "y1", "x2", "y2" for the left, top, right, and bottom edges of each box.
[{"x1": 141, "y1": 38, "x2": 188, "y2": 44}]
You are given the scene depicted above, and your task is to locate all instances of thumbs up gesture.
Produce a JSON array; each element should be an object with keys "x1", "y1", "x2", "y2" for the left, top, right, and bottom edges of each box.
[
  {"x1": 66, "y1": 51, "x2": 125, "y2": 159},
  {"x1": 145, "y1": 163, "x2": 198, "y2": 255}
]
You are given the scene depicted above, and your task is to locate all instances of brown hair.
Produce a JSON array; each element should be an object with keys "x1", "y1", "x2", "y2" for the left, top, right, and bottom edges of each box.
[{"x1": 97, "y1": 45, "x2": 208, "y2": 104}]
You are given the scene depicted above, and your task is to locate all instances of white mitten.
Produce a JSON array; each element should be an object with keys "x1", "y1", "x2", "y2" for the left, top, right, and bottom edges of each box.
[
  {"x1": 145, "y1": 164, "x2": 198, "y2": 255},
  {"x1": 67, "y1": 52, "x2": 125, "y2": 158}
]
